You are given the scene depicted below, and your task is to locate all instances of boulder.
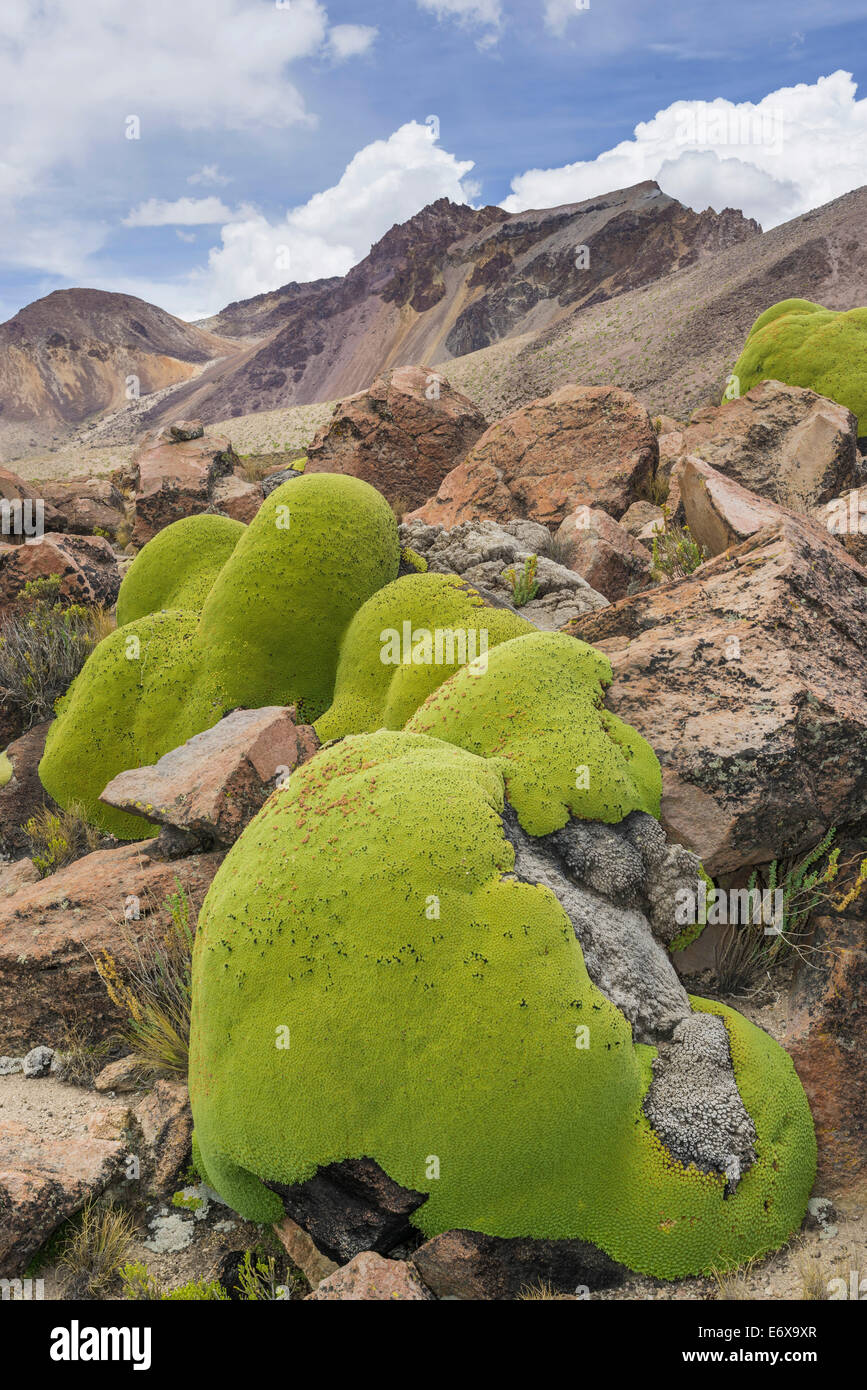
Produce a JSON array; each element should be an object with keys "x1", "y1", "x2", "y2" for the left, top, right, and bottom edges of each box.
[
  {"x1": 164, "y1": 420, "x2": 205, "y2": 443},
  {"x1": 567, "y1": 515, "x2": 867, "y2": 874},
  {"x1": 40, "y1": 478, "x2": 127, "y2": 538},
  {"x1": 269, "y1": 1156, "x2": 428, "y2": 1265},
  {"x1": 0, "y1": 721, "x2": 54, "y2": 856},
  {"x1": 0, "y1": 1075, "x2": 128, "y2": 1276},
  {"x1": 0, "y1": 533, "x2": 120, "y2": 610},
  {"x1": 0, "y1": 842, "x2": 222, "y2": 1052},
  {"x1": 822, "y1": 485, "x2": 867, "y2": 568},
  {"x1": 412, "y1": 1228, "x2": 624, "y2": 1300},
  {"x1": 677, "y1": 456, "x2": 790, "y2": 556},
  {"x1": 679, "y1": 380, "x2": 862, "y2": 507},
  {"x1": 131, "y1": 429, "x2": 238, "y2": 545},
  {"x1": 0, "y1": 468, "x2": 59, "y2": 545},
  {"x1": 400, "y1": 517, "x2": 608, "y2": 631},
  {"x1": 0, "y1": 859, "x2": 39, "y2": 900},
  {"x1": 620, "y1": 500, "x2": 665, "y2": 537},
  {"x1": 211, "y1": 474, "x2": 263, "y2": 524},
  {"x1": 93, "y1": 1055, "x2": 145, "y2": 1095},
  {"x1": 99, "y1": 706, "x2": 320, "y2": 847},
  {"x1": 554, "y1": 506, "x2": 653, "y2": 600},
  {"x1": 307, "y1": 1251, "x2": 434, "y2": 1301},
  {"x1": 273, "y1": 1215, "x2": 339, "y2": 1288},
  {"x1": 306, "y1": 365, "x2": 487, "y2": 509},
  {"x1": 132, "y1": 1079, "x2": 192, "y2": 1193},
  {"x1": 408, "y1": 384, "x2": 657, "y2": 529},
  {"x1": 261, "y1": 466, "x2": 305, "y2": 498}
]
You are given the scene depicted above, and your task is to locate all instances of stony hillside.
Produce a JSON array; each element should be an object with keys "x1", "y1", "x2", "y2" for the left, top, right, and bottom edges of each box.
[
  {"x1": 0, "y1": 290, "x2": 239, "y2": 458},
  {"x1": 443, "y1": 184, "x2": 867, "y2": 427},
  {"x1": 131, "y1": 182, "x2": 758, "y2": 429}
]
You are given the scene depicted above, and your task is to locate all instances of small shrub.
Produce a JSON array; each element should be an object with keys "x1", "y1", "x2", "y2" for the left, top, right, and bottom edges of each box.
[
  {"x1": 120, "y1": 1262, "x2": 229, "y2": 1301},
  {"x1": 23, "y1": 802, "x2": 102, "y2": 877},
  {"x1": 504, "y1": 554, "x2": 540, "y2": 606},
  {"x1": 0, "y1": 576, "x2": 111, "y2": 730},
  {"x1": 650, "y1": 506, "x2": 707, "y2": 580},
  {"x1": 390, "y1": 495, "x2": 411, "y2": 524},
  {"x1": 52, "y1": 1022, "x2": 113, "y2": 1086},
  {"x1": 238, "y1": 456, "x2": 273, "y2": 483},
  {"x1": 94, "y1": 879, "x2": 196, "y2": 1077},
  {"x1": 57, "y1": 1199, "x2": 137, "y2": 1299},
  {"x1": 713, "y1": 830, "x2": 867, "y2": 994}
]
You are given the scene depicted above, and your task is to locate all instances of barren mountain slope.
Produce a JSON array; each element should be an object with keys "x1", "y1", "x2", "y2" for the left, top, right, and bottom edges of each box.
[
  {"x1": 0, "y1": 289, "x2": 239, "y2": 457},
  {"x1": 441, "y1": 184, "x2": 867, "y2": 425},
  {"x1": 133, "y1": 182, "x2": 758, "y2": 428}
]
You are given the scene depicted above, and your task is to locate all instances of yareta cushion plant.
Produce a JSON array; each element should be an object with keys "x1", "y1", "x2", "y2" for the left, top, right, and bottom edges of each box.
[
  {"x1": 728, "y1": 299, "x2": 867, "y2": 433},
  {"x1": 188, "y1": 729, "x2": 816, "y2": 1279},
  {"x1": 39, "y1": 473, "x2": 401, "y2": 837},
  {"x1": 116, "y1": 512, "x2": 246, "y2": 625}
]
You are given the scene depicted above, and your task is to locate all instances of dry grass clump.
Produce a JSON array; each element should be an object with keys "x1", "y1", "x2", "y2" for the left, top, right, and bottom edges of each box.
[
  {"x1": 23, "y1": 802, "x2": 102, "y2": 877},
  {"x1": 0, "y1": 575, "x2": 114, "y2": 730},
  {"x1": 57, "y1": 1199, "x2": 138, "y2": 1299},
  {"x1": 94, "y1": 880, "x2": 198, "y2": 1078}
]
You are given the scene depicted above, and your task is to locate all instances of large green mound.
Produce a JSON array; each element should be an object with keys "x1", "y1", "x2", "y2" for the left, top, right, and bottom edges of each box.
[
  {"x1": 406, "y1": 630, "x2": 660, "y2": 835},
  {"x1": 188, "y1": 729, "x2": 816, "y2": 1278},
  {"x1": 315, "y1": 572, "x2": 534, "y2": 742},
  {"x1": 40, "y1": 474, "x2": 401, "y2": 835},
  {"x1": 117, "y1": 513, "x2": 245, "y2": 625},
  {"x1": 729, "y1": 299, "x2": 867, "y2": 433}
]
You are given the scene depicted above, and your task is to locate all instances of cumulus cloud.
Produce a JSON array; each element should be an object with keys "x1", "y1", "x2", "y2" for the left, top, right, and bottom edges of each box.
[
  {"x1": 416, "y1": 0, "x2": 502, "y2": 35},
  {"x1": 171, "y1": 121, "x2": 477, "y2": 318},
  {"x1": 327, "y1": 24, "x2": 378, "y2": 61},
  {"x1": 501, "y1": 71, "x2": 867, "y2": 229},
  {"x1": 0, "y1": 0, "x2": 332, "y2": 206},
  {"x1": 124, "y1": 197, "x2": 236, "y2": 228}
]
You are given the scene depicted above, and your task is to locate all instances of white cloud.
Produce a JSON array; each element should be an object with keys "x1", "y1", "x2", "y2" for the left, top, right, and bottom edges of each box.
[
  {"x1": 124, "y1": 197, "x2": 235, "y2": 227},
  {"x1": 176, "y1": 121, "x2": 477, "y2": 318},
  {"x1": 543, "y1": 0, "x2": 590, "y2": 36},
  {"x1": 188, "y1": 165, "x2": 233, "y2": 188},
  {"x1": 327, "y1": 24, "x2": 378, "y2": 61},
  {"x1": 501, "y1": 71, "x2": 867, "y2": 229},
  {"x1": 416, "y1": 0, "x2": 502, "y2": 33},
  {"x1": 0, "y1": 0, "x2": 376, "y2": 206}
]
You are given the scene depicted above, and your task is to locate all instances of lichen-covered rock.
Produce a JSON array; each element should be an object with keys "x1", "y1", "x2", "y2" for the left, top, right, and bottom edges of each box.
[
  {"x1": 0, "y1": 533, "x2": 120, "y2": 611},
  {"x1": 188, "y1": 728, "x2": 815, "y2": 1280},
  {"x1": 680, "y1": 378, "x2": 862, "y2": 507},
  {"x1": 400, "y1": 517, "x2": 609, "y2": 628},
  {"x1": 567, "y1": 513, "x2": 867, "y2": 873},
  {"x1": 408, "y1": 384, "x2": 658, "y2": 529},
  {"x1": 306, "y1": 365, "x2": 488, "y2": 509}
]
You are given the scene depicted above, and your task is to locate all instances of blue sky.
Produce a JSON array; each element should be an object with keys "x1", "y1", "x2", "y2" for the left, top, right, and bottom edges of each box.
[{"x1": 1, "y1": 0, "x2": 865, "y2": 322}]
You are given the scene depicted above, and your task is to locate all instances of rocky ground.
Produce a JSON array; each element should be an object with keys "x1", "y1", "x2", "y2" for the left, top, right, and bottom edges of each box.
[{"x1": 1, "y1": 366, "x2": 865, "y2": 1301}]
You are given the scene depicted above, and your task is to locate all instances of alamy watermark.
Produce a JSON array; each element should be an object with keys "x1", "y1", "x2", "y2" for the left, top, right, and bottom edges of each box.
[
  {"x1": 0, "y1": 498, "x2": 45, "y2": 542},
  {"x1": 675, "y1": 882, "x2": 783, "y2": 934},
  {"x1": 380, "y1": 623, "x2": 489, "y2": 673}
]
